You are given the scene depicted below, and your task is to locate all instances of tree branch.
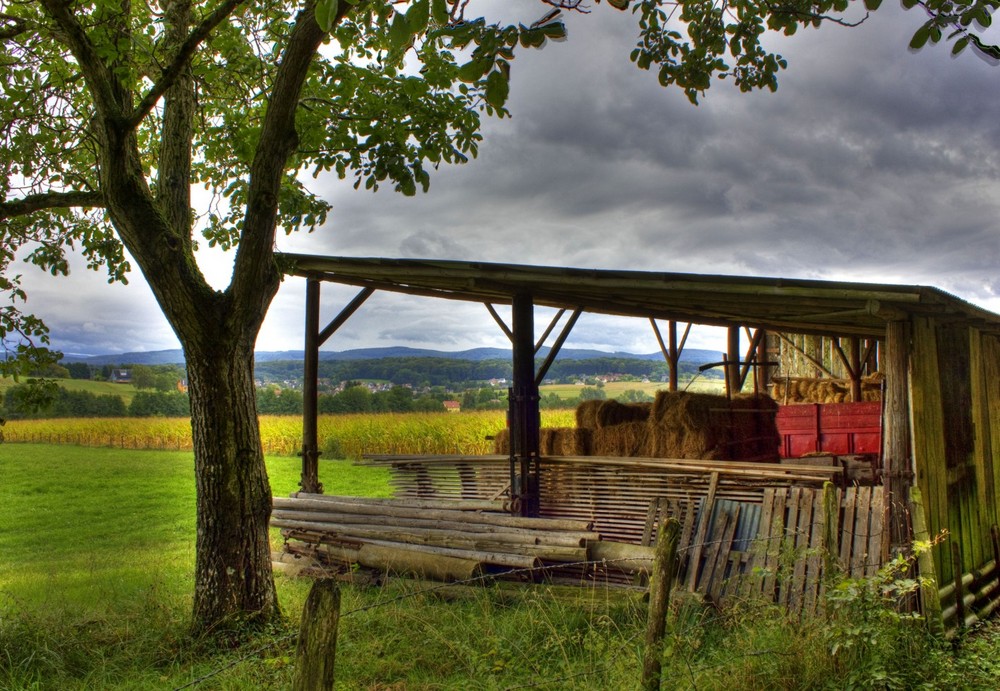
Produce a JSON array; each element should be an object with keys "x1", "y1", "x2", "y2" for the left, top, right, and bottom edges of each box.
[
  {"x1": 128, "y1": 0, "x2": 248, "y2": 128},
  {"x1": 0, "y1": 13, "x2": 27, "y2": 40},
  {"x1": 230, "y1": 0, "x2": 355, "y2": 316},
  {"x1": 39, "y1": 0, "x2": 126, "y2": 120},
  {"x1": 0, "y1": 190, "x2": 105, "y2": 221}
]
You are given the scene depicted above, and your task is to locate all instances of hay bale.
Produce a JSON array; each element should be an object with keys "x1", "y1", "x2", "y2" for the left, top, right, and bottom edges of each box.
[
  {"x1": 541, "y1": 427, "x2": 591, "y2": 455},
  {"x1": 730, "y1": 394, "x2": 780, "y2": 462},
  {"x1": 492, "y1": 427, "x2": 510, "y2": 455},
  {"x1": 595, "y1": 400, "x2": 652, "y2": 428},
  {"x1": 649, "y1": 391, "x2": 727, "y2": 459},
  {"x1": 592, "y1": 422, "x2": 651, "y2": 457},
  {"x1": 576, "y1": 399, "x2": 603, "y2": 430},
  {"x1": 649, "y1": 391, "x2": 779, "y2": 461}
]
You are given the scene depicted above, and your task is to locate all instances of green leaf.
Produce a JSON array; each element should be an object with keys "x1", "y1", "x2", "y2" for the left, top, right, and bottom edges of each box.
[
  {"x1": 457, "y1": 58, "x2": 491, "y2": 83},
  {"x1": 484, "y1": 70, "x2": 509, "y2": 110},
  {"x1": 519, "y1": 26, "x2": 547, "y2": 48},
  {"x1": 389, "y1": 11, "x2": 412, "y2": 53},
  {"x1": 314, "y1": 0, "x2": 339, "y2": 32},
  {"x1": 431, "y1": 0, "x2": 450, "y2": 25},
  {"x1": 863, "y1": 0, "x2": 883, "y2": 8},
  {"x1": 406, "y1": 0, "x2": 429, "y2": 35},
  {"x1": 540, "y1": 21, "x2": 567, "y2": 42},
  {"x1": 952, "y1": 35, "x2": 970, "y2": 53},
  {"x1": 909, "y1": 25, "x2": 931, "y2": 49}
]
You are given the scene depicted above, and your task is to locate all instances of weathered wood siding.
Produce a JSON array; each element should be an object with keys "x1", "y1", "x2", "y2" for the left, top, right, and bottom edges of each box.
[{"x1": 911, "y1": 320, "x2": 1000, "y2": 634}]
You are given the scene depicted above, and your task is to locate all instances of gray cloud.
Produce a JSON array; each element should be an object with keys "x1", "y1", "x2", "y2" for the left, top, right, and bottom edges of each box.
[{"x1": 18, "y1": 2, "x2": 1000, "y2": 356}]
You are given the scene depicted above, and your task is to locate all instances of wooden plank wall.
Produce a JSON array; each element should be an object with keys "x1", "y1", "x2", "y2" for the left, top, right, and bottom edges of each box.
[
  {"x1": 910, "y1": 321, "x2": 1000, "y2": 635},
  {"x1": 663, "y1": 486, "x2": 886, "y2": 618}
]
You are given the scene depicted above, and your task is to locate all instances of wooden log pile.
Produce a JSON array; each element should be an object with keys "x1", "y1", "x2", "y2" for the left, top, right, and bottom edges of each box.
[{"x1": 272, "y1": 493, "x2": 655, "y2": 582}]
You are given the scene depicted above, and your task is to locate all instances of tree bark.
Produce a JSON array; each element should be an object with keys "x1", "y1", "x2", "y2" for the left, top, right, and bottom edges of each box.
[{"x1": 187, "y1": 336, "x2": 280, "y2": 632}]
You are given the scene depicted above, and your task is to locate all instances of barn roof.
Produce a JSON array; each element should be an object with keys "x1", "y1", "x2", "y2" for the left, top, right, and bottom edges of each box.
[{"x1": 278, "y1": 253, "x2": 1000, "y2": 339}]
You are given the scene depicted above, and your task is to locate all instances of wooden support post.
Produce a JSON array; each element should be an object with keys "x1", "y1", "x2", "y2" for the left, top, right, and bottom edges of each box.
[
  {"x1": 668, "y1": 321, "x2": 679, "y2": 392},
  {"x1": 642, "y1": 517, "x2": 680, "y2": 691},
  {"x1": 726, "y1": 326, "x2": 740, "y2": 397},
  {"x1": 754, "y1": 330, "x2": 769, "y2": 394},
  {"x1": 301, "y1": 278, "x2": 322, "y2": 494},
  {"x1": 883, "y1": 320, "x2": 912, "y2": 554},
  {"x1": 847, "y1": 337, "x2": 862, "y2": 402},
  {"x1": 510, "y1": 293, "x2": 540, "y2": 517},
  {"x1": 292, "y1": 578, "x2": 341, "y2": 691}
]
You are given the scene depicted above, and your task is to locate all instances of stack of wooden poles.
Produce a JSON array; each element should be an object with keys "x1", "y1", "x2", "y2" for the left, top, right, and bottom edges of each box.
[{"x1": 272, "y1": 493, "x2": 654, "y2": 583}]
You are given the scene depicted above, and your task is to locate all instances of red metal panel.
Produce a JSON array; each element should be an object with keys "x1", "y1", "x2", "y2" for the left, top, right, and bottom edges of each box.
[{"x1": 776, "y1": 402, "x2": 882, "y2": 458}]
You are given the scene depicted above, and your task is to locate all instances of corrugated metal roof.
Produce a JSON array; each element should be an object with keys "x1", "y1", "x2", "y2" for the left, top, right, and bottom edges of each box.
[{"x1": 278, "y1": 253, "x2": 1000, "y2": 338}]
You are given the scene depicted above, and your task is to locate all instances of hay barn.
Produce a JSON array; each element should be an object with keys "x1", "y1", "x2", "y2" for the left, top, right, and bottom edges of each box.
[{"x1": 276, "y1": 253, "x2": 1000, "y2": 636}]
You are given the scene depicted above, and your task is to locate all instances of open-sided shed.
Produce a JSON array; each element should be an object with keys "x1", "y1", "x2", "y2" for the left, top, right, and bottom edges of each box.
[{"x1": 279, "y1": 252, "x2": 1000, "y2": 634}]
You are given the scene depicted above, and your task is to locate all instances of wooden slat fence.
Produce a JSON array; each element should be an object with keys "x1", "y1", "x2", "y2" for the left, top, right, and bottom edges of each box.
[{"x1": 364, "y1": 454, "x2": 887, "y2": 618}]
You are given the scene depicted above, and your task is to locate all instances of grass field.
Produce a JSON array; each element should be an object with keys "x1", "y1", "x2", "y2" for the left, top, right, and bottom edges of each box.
[
  {"x1": 4, "y1": 441, "x2": 1000, "y2": 688},
  {"x1": 0, "y1": 376, "x2": 138, "y2": 406},
  {"x1": 539, "y1": 377, "x2": 724, "y2": 400}
]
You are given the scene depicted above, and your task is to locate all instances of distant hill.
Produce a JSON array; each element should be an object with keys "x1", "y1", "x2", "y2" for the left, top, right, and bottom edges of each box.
[{"x1": 62, "y1": 345, "x2": 723, "y2": 367}]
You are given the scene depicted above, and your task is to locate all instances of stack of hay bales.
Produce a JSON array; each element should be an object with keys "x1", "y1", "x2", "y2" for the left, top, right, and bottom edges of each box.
[
  {"x1": 646, "y1": 391, "x2": 779, "y2": 461},
  {"x1": 491, "y1": 426, "x2": 591, "y2": 455},
  {"x1": 770, "y1": 372, "x2": 884, "y2": 405},
  {"x1": 588, "y1": 400, "x2": 654, "y2": 457},
  {"x1": 494, "y1": 392, "x2": 780, "y2": 462}
]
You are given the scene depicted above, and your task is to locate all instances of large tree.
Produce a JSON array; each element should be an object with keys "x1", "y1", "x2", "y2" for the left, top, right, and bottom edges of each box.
[{"x1": 1, "y1": 0, "x2": 995, "y2": 634}]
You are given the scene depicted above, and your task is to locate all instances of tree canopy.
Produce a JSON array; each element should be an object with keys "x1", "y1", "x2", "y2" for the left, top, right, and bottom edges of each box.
[{"x1": 1, "y1": 0, "x2": 996, "y2": 634}]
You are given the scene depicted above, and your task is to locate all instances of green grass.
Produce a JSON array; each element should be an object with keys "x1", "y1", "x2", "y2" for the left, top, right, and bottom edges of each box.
[
  {"x1": 4, "y1": 442, "x2": 1000, "y2": 689},
  {"x1": 0, "y1": 376, "x2": 137, "y2": 406}
]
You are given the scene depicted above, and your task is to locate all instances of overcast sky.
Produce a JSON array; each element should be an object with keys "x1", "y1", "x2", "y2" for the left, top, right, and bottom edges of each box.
[{"x1": 16, "y1": 2, "x2": 1000, "y2": 358}]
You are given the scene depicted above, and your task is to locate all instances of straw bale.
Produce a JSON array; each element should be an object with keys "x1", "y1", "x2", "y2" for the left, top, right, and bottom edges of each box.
[
  {"x1": 730, "y1": 394, "x2": 780, "y2": 461},
  {"x1": 649, "y1": 391, "x2": 728, "y2": 459},
  {"x1": 492, "y1": 428, "x2": 510, "y2": 455},
  {"x1": 576, "y1": 399, "x2": 603, "y2": 430},
  {"x1": 541, "y1": 427, "x2": 591, "y2": 455},
  {"x1": 592, "y1": 421, "x2": 652, "y2": 457},
  {"x1": 595, "y1": 400, "x2": 652, "y2": 428}
]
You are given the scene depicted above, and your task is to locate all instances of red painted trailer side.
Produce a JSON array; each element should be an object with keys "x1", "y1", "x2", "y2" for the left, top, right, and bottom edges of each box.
[{"x1": 775, "y1": 402, "x2": 882, "y2": 458}]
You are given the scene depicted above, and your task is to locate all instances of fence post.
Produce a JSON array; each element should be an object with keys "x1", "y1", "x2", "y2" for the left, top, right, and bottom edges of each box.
[
  {"x1": 292, "y1": 578, "x2": 341, "y2": 691},
  {"x1": 822, "y1": 482, "x2": 839, "y2": 579},
  {"x1": 642, "y1": 517, "x2": 680, "y2": 691}
]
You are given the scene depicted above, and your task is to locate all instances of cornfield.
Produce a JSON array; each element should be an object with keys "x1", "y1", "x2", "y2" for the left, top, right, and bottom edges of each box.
[{"x1": 1, "y1": 410, "x2": 577, "y2": 458}]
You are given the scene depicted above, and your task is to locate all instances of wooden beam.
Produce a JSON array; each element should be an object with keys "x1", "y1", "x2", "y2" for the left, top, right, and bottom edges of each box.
[
  {"x1": 484, "y1": 303, "x2": 513, "y2": 342},
  {"x1": 317, "y1": 287, "x2": 375, "y2": 346},
  {"x1": 535, "y1": 308, "x2": 583, "y2": 386}
]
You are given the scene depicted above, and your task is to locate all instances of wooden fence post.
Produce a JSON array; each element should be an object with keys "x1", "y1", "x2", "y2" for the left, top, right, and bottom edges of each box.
[
  {"x1": 292, "y1": 578, "x2": 341, "y2": 691},
  {"x1": 642, "y1": 517, "x2": 680, "y2": 691},
  {"x1": 822, "y1": 481, "x2": 840, "y2": 580}
]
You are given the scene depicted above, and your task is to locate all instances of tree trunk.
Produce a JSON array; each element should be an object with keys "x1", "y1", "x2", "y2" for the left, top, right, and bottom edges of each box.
[{"x1": 186, "y1": 337, "x2": 279, "y2": 632}]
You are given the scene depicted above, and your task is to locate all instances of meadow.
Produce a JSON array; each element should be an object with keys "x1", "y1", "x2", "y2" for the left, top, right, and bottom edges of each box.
[{"x1": 4, "y1": 424, "x2": 1000, "y2": 688}]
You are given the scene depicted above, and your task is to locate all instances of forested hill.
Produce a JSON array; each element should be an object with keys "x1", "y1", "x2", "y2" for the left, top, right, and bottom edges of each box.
[
  {"x1": 254, "y1": 353, "x2": 723, "y2": 388},
  {"x1": 62, "y1": 345, "x2": 723, "y2": 366}
]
